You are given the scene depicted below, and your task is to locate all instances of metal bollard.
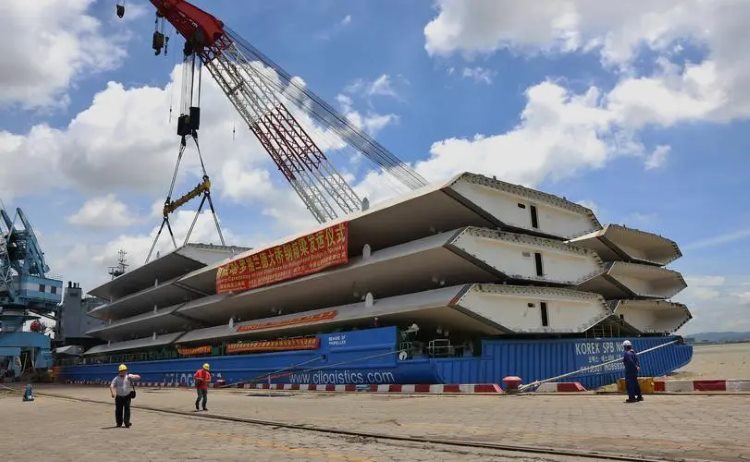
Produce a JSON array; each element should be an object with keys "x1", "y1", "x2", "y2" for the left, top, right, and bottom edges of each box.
[
  {"x1": 22, "y1": 384, "x2": 34, "y2": 402},
  {"x1": 502, "y1": 376, "x2": 522, "y2": 394}
]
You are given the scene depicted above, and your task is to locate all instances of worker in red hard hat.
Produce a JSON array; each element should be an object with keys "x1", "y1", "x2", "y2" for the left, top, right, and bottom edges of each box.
[
  {"x1": 622, "y1": 340, "x2": 643, "y2": 403},
  {"x1": 193, "y1": 363, "x2": 212, "y2": 411},
  {"x1": 110, "y1": 364, "x2": 141, "y2": 428}
]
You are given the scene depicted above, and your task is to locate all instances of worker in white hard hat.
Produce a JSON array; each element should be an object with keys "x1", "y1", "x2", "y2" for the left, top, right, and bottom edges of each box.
[
  {"x1": 193, "y1": 363, "x2": 212, "y2": 411},
  {"x1": 109, "y1": 364, "x2": 141, "y2": 427},
  {"x1": 622, "y1": 340, "x2": 643, "y2": 403}
]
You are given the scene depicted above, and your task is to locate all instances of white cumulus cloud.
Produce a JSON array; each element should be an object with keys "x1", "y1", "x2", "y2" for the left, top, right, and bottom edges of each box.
[
  {"x1": 418, "y1": 2, "x2": 750, "y2": 184},
  {"x1": 424, "y1": 0, "x2": 750, "y2": 123},
  {"x1": 415, "y1": 82, "x2": 634, "y2": 185},
  {"x1": 683, "y1": 229, "x2": 750, "y2": 251},
  {"x1": 1, "y1": 65, "x2": 272, "y2": 201},
  {"x1": 219, "y1": 161, "x2": 274, "y2": 203},
  {"x1": 336, "y1": 76, "x2": 401, "y2": 136},
  {"x1": 675, "y1": 274, "x2": 750, "y2": 334},
  {"x1": 462, "y1": 67, "x2": 495, "y2": 84},
  {"x1": 0, "y1": 0, "x2": 126, "y2": 109},
  {"x1": 345, "y1": 74, "x2": 400, "y2": 99},
  {"x1": 424, "y1": 0, "x2": 578, "y2": 57},
  {"x1": 68, "y1": 194, "x2": 138, "y2": 228},
  {"x1": 644, "y1": 145, "x2": 670, "y2": 170}
]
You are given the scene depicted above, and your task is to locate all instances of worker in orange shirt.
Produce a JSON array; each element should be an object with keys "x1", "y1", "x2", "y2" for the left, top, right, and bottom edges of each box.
[{"x1": 193, "y1": 363, "x2": 212, "y2": 411}]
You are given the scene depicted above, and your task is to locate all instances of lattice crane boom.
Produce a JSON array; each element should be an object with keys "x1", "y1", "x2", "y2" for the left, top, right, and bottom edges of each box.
[
  {"x1": 205, "y1": 37, "x2": 362, "y2": 221},
  {"x1": 148, "y1": 0, "x2": 426, "y2": 223},
  {"x1": 227, "y1": 29, "x2": 428, "y2": 191}
]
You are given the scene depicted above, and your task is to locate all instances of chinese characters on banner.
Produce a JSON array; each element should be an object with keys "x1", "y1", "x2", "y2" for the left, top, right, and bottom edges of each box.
[
  {"x1": 216, "y1": 222, "x2": 349, "y2": 294},
  {"x1": 235, "y1": 310, "x2": 337, "y2": 333},
  {"x1": 226, "y1": 337, "x2": 320, "y2": 354},
  {"x1": 176, "y1": 345, "x2": 212, "y2": 356}
]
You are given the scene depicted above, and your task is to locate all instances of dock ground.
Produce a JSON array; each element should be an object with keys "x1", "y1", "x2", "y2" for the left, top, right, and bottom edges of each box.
[
  {"x1": 2, "y1": 384, "x2": 749, "y2": 462},
  {"x1": 672, "y1": 342, "x2": 750, "y2": 379}
]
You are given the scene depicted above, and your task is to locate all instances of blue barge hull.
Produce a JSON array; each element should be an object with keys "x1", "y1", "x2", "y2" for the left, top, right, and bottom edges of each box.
[{"x1": 59, "y1": 327, "x2": 692, "y2": 390}]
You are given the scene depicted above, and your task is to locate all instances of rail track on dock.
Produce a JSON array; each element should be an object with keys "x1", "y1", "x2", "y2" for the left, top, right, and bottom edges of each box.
[{"x1": 3, "y1": 386, "x2": 690, "y2": 462}]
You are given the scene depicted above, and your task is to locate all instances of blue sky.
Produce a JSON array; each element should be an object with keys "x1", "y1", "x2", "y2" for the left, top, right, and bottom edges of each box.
[{"x1": 1, "y1": 0, "x2": 748, "y2": 333}]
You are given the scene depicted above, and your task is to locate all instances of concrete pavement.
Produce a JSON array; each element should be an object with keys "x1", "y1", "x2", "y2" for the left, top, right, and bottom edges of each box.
[{"x1": 3, "y1": 385, "x2": 749, "y2": 461}]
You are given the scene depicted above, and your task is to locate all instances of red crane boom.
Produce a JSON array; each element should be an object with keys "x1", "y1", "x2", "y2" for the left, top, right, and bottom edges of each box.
[{"x1": 148, "y1": 0, "x2": 426, "y2": 223}]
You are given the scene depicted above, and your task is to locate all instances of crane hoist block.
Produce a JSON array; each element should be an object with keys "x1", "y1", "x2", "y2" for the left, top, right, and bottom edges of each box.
[
  {"x1": 189, "y1": 106, "x2": 201, "y2": 130},
  {"x1": 177, "y1": 107, "x2": 201, "y2": 137}
]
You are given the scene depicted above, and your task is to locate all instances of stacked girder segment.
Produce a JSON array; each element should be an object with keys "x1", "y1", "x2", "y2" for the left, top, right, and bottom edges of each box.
[
  {"x1": 608, "y1": 300, "x2": 692, "y2": 334},
  {"x1": 203, "y1": 40, "x2": 360, "y2": 223},
  {"x1": 79, "y1": 173, "x2": 693, "y2": 352},
  {"x1": 567, "y1": 224, "x2": 682, "y2": 266},
  {"x1": 85, "y1": 228, "x2": 607, "y2": 338},
  {"x1": 89, "y1": 284, "x2": 614, "y2": 351},
  {"x1": 570, "y1": 224, "x2": 690, "y2": 334}
]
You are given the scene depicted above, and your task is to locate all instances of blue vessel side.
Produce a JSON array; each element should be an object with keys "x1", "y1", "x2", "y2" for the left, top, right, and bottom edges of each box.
[
  {"x1": 431, "y1": 336, "x2": 693, "y2": 389},
  {"x1": 61, "y1": 327, "x2": 439, "y2": 386},
  {"x1": 59, "y1": 328, "x2": 692, "y2": 389}
]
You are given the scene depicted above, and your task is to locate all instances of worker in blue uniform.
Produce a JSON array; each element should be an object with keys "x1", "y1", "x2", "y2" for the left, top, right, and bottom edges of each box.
[{"x1": 622, "y1": 340, "x2": 643, "y2": 403}]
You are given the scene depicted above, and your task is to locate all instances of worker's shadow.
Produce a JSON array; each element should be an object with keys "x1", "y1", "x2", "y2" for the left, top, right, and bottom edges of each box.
[{"x1": 100, "y1": 426, "x2": 124, "y2": 429}]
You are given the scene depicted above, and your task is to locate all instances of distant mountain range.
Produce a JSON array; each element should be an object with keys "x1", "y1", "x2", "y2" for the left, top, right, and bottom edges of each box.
[{"x1": 686, "y1": 331, "x2": 750, "y2": 343}]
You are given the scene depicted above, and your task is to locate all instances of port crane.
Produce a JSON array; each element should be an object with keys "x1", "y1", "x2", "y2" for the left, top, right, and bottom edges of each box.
[
  {"x1": 1, "y1": 204, "x2": 61, "y2": 379},
  {"x1": 0, "y1": 206, "x2": 61, "y2": 315},
  {"x1": 139, "y1": 0, "x2": 426, "y2": 229}
]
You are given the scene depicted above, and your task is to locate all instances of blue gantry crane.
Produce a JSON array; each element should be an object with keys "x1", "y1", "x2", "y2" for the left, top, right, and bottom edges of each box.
[{"x1": 0, "y1": 204, "x2": 62, "y2": 381}]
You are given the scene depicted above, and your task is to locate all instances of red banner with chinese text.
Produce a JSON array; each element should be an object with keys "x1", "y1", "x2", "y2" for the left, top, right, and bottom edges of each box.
[
  {"x1": 216, "y1": 222, "x2": 349, "y2": 294},
  {"x1": 235, "y1": 310, "x2": 337, "y2": 333},
  {"x1": 226, "y1": 337, "x2": 320, "y2": 354},
  {"x1": 176, "y1": 345, "x2": 212, "y2": 357}
]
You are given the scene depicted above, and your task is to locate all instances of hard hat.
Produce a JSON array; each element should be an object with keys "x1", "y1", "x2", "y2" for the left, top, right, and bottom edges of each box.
[
  {"x1": 203, "y1": 363, "x2": 210, "y2": 370},
  {"x1": 118, "y1": 364, "x2": 128, "y2": 372},
  {"x1": 622, "y1": 340, "x2": 632, "y2": 347}
]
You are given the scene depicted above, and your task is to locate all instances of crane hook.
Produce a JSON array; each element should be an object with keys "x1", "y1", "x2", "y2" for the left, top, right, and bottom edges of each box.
[
  {"x1": 153, "y1": 31, "x2": 166, "y2": 55},
  {"x1": 153, "y1": 14, "x2": 166, "y2": 55},
  {"x1": 116, "y1": 1, "x2": 125, "y2": 18}
]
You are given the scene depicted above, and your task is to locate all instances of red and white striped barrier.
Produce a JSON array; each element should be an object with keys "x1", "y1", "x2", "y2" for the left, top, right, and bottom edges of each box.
[
  {"x1": 654, "y1": 379, "x2": 750, "y2": 392},
  {"x1": 66, "y1": 379, "x2": 750, "y2": 393},
  {"x1": 66, "y1": 380, "x2": 174, "y2": 387},
  {"x1": 236, "y1": 383, "x2": 503, "y2": 394},
  {"x1": 64, "y1": 380, "x2": 502, "y2": 393},
  {"x1": 534, "y1": 382, "x2": 587, "y2": 392}
]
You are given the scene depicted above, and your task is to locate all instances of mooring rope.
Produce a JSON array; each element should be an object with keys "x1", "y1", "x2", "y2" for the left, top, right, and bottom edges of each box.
[{"x1": 518, "y1": 339, "x2": 681, "y2": 392}]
